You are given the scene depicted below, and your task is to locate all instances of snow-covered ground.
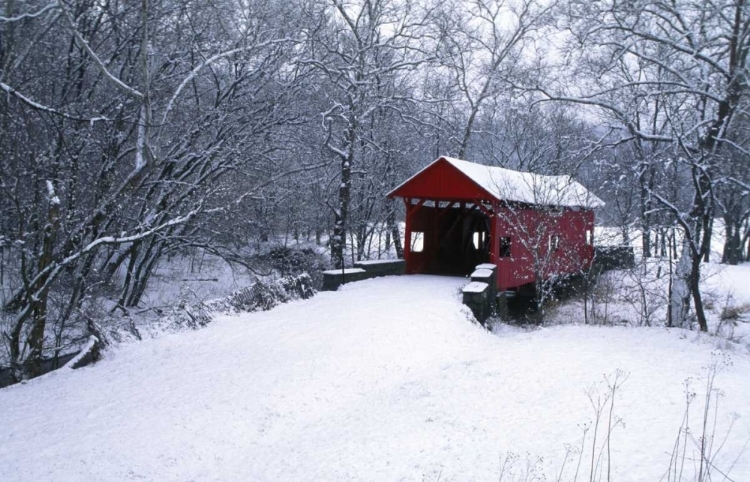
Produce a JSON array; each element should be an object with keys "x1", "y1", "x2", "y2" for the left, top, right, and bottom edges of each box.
[
  {"x1": 705, "y1": 262, "x2": 750, "y2": 305},
  {"x1": 1, "y1": 275, "x2": 749, "y2": 481}
]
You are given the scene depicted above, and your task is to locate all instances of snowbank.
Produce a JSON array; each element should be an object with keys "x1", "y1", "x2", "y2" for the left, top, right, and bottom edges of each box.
[{"x1": 1, "y1": 276, "x2": 748, "y2": 481}]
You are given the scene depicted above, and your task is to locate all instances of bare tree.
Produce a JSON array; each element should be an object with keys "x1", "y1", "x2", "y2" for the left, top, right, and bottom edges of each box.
[
  {"x1": 0, "y1": 0, "x2": 320, "y2": 379},
  {"x1": 538, "y1": 0, "x2": 750, "y2": 331},
  {"x1": 300, "y1": 0, "x2": 436, "y2": 268},
  {"x1": 437, "y1": 0, "x2": 555, "y2": 160}
]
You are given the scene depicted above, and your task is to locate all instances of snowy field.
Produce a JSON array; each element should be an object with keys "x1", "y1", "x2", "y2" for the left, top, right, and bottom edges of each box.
[{"x1": 1, "y1": 275, "x2": 749, "y2": 482}]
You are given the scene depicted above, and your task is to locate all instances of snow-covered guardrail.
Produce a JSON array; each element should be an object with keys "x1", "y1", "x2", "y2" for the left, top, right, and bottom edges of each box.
[
  {"x1": 63, "y1": 336, "x2": 101, "y2": 370},
  {"x1": 322, "y1": 259, "x2": 406, "y2": 291},
  {"x1": 353, "y1": 259, "x2": 406, "y2": 276},
  {"x1": 462, "y1": 264, "x2": 499, "y2": 324},
  {"x1": 321, "y1": 268, "x2": 369, "y2": 291}
]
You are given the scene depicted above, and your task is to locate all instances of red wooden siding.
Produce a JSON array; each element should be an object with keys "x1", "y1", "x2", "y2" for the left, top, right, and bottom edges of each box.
[
  {"x1": 390, "y1": 158, "x2": 494, "y2": 201},
  {"x1": 494, "y1": 208, "x2": 594, "y2": 291}
]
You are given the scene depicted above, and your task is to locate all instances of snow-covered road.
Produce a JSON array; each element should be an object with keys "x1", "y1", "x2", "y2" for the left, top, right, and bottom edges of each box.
[{"x1": 1, "y1": 275, "x2": 749, "y2": 481}]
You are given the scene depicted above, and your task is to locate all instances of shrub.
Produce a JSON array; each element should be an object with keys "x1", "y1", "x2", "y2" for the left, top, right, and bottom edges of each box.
[
  {"x1": 719, "y1": 302, "x2": 750, "y2": 322},
  {"x1": 164, "y1": 273, "x2": 316, "y2": 330},
  {"x1": 261, "y1": 246, "x2": 330, "y2": 288}
]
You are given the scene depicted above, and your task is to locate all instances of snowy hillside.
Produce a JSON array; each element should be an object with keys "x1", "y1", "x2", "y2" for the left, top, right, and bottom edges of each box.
[{"x1": 1, "y1": 275, "x2": 748, "y2": 482}]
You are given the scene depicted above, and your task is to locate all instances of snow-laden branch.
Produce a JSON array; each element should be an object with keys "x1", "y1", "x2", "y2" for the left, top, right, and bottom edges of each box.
[
  {"x1": 0, "y1": 1, "x2": 57, "y2": 22},
  {"x1": 1, "y1": 81, "x2": 109, "y2": 123},
  {"x1": 46, "y1": 181, "x2": 60, "y2": 206},
  {"x1": 728, "y1": 176, "x2": 750, "y2": 192},
  {"x1": 528, "y1": 86, "x2": 675, "y2": 143},
  {"x1": 7, "y1": 202, "x2": 206, "y2": 327},
  {"x1": 160, "y1": 37, "x2": 295, "y2": 126},
  {"x1": 58, "y1": 1, "x2": 144, "y2": 99},
  {"x1": 597, "y1": 23, "x2": 731, "y2": 79},
  {"x1": 8, "y1": 155, "x2": 332, "y2": 323},
  {"x1": 210, "y1": 159, "x2": 333, "y2": 211},
  {"x1": 645, "y1": 188, "x2": 700, "y2": 256}
]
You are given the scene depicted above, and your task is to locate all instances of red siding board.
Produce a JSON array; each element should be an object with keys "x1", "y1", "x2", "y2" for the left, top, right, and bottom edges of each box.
[{"x1": 389, "y1": 158, "x2": 495, "y2": 201}]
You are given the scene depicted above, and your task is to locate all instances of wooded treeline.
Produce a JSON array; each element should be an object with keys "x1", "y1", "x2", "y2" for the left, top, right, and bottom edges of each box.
[{"x1": 1, "y1": 0, "x2": 749, "y2": 379}]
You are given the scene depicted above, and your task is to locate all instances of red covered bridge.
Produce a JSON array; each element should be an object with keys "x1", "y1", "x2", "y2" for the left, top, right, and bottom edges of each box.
[{"x1": 387, "y1": 157, "x2": 605, "y2": 292}]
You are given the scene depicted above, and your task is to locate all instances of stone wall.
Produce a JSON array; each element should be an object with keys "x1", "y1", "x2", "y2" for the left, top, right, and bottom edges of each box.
[
  {"x1": 321, "y1": 259, "x2": 406, "y2": 291},
  {"x1": 594, "y1": 246, "x2": 636, "y2": 271},
  {"x1": 462, "y1": 264, "x2": 498, "y2": 325}
]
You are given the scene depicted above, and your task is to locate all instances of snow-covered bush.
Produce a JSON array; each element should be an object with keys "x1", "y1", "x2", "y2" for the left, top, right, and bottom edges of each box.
[
  {"x1": 163, "y1": 273, "x2": 316, "y2": 331},
  {"x1": 586, "y1": 272, "x2": 621, "y2": 325},
  {"x1": 259, "y1": 246, "x2": 330, "y2": 289},
  {"x1": 719, "y1": 302, "x2": 750, "y2": 323},
  {"x1": 620, "y1": 264, "x2": 668, "y2": 327}
]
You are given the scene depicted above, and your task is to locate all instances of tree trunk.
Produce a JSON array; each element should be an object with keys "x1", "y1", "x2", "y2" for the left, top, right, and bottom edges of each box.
[
  {"x1": 23, "y1": 181, "x2": 62, "y2": 378},
  {"x1": 386, "y1": 198, "x2": 403, "y2": 259},
  {"x1": 689, "y1": 253, "x2": 709, "y2": 332},
  {"x1": 669, "y1": 236, "x2": 692, "y2": 328},
  {"x1": 331, "y1": 129, "x2": 354, "y2": 269},
  {"x1": 642, "y1": 229, "x2": 651, "y2": 258},
  {"x1": 116, "y1": 242, "x2": 141, "y2": 310},
  {"x1": 660, "y1": 228, "x2": 667, "y2": 257},
  {"x1": 127, "y1": 241, "x2": 162, "y2": 307},
  {"x1": 639, "y1": 163, "x2": 652, "y2": 258},
  {"x1": 723, "y1": 215, "x2": 743, "y2": 265},
  {"x1": 701, "y1": 216, "x2": 713, "y2": 263},
  {"x1": 621, "y1": 224, "x2": 630, "y2": 246}
]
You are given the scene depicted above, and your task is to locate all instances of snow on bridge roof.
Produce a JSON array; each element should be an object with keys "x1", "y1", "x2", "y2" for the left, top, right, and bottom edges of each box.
[
  {"x1": 443, "y1": 157, "x2": 605, "y2": 209},
  {"x1": 389, "y1": 157, "x2": 605, "y2": 209}
]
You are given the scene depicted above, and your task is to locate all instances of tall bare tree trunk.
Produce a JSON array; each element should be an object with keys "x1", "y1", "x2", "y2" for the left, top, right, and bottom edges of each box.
[
  {"x1": 669, "y1": 237, "x2": 692, "y2": 328},
  {"x1": 25, "y1": 181, "x2": 61, "y2": 378},
  {"x1": 386, "y1": 198, "x2": 403, "y2": 259},
  {"x1": 331, "y1": 125, "x2": 355, "y2": 270},
  {"x1": 723, "y1": 215, "x2": 743, "y2": 265},
  {"x1": 701, "y1": 217, "x2": 713, "y2": 263}
]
